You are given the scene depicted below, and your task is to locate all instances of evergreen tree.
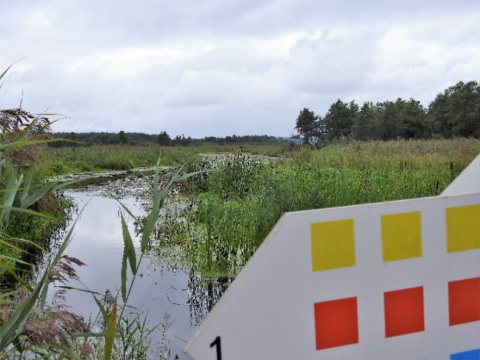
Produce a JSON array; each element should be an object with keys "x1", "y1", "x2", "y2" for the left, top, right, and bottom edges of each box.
[{"x1": 157, "y1": 131, "x2": 171, "y2": 146}]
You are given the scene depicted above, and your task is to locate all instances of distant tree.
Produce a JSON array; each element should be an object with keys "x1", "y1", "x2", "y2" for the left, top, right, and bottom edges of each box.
[
  {"x1": 428, "y1": 81, "x2": 480, "y2": 138},
  {"x1": 294, "y1": 108, "x2": 320, "y2": 144},
  {"x1": 225, "y1": 135, "x2": 239, "y2": 144},
  {"x1": 172, "y1": 134, "x2": 191, "y2": 146},
  {"x1": 375, "y1": 99, "x2": 427, "y2": 140},
  {"x1": 352, "y1": 102, "x2": 381, "y2": 141},
  {"x1": 294, "y1": 80, "x2": 480, "y2": 142},
  {"x1": 117, "y1": 130, "x2": 128, "y2": 144},
  {"x1": 398, "y1": 99, "x2": 428, "y2": 139},
  {"x1": 376, "y1": 100, "x2": 401, "y2": 140},
  {"x1": 321, "y1": 100, "x2": 358, "y2": 141},
  {"x1": 172, "y1": 135, "x2": 182, "y2": 146},
  {"x1": 157, "y1": 131, "x2": 171, "y2": 146},
  {"x1": 98, "y1": 133, "x2": 110, "y2": 145},
  {"x1": 66, "y1": 131, "x2": 80, "y2": 147}
]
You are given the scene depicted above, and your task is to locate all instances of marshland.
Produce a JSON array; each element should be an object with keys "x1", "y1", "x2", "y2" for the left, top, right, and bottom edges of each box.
[
  {"x1": 1, "y1": 65, "x2": 480, "y2": 359},
  {"x1": 2, "y1": 135, "x2": 479, "y2": 359}
]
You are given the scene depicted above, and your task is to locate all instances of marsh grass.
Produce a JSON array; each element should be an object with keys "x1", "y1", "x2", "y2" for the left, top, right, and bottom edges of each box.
[
  {"x1": 41, "y1": 145, "x2": 201, "y2": 175},
  {"x1": 41, "y1": 143, "x2": 286, "y2": 177},
  {"x1": 150, "y1": 139, "x2": 480, "y2": 277}
]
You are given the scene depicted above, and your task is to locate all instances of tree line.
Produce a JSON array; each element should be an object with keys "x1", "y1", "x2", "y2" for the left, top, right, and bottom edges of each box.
[
  {"x1": 50, "y1": 131, "x2": 285, "y2": 147},
  {"x1": 294, "y1": 81, "x2": 480, "y2": 144}
]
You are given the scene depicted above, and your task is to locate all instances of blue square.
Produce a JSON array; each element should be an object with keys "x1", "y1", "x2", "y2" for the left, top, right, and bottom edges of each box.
[{"x1": 450, "y1": 349, "x2": 480, "y2": 360}]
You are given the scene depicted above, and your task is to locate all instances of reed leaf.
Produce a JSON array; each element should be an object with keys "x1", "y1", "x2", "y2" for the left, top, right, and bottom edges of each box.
[
  {"x1": 0, "y1": 63, "x2": 15, "y2": 83},
  {"x1": 0, "y1": 170, "x2": 22, "y2": 225},
  {"x1": 0, "y1": 205, "x2": 50, "y2": 218},
  {"x1": 111, "y1": 195, "x2": 136, "y2": 220},
  {"x1": 0, "y1": 138, "x2": 59, "y2": 152},
  {"x1": 121, "y1": 249, "x2": 127, "y2": 303},
  {"x1": 140, "y1": 159, "x2": 163, "y2": 252},
  {"x1": 0, "y1": 262, "x2": 30, "y2": 288},
  {"x1": 0, "y1": 270, "x2": 48, "y2": 351},
  {"x1": 19, "y1": 179, "x2": 79, "y2": 209},
  {"x1": 92, "y1": 294, "x2": 109, "y2": 327},
  {"x1": 121, "y1": 211, "x2": 137, "y2": 275},
  {"x1": 38, "y1": 215, "x2": 79, "y2": 309},
  {"x1": 104, "y1": 299, "x2": 117, "y2": 360},
  {"x1": 0, "y1": 233, "x2": 45, "y2": 252}
]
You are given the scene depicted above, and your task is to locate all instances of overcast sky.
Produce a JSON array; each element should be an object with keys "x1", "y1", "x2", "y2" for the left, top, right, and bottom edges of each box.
[{"x1": 1, "y1": 0, "x2": 479, "y2": 138}]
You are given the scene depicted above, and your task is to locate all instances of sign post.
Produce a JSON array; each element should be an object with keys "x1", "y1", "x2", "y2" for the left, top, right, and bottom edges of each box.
[{"x1": 185, "y1": 155, "x2": 480, "y2": 360}]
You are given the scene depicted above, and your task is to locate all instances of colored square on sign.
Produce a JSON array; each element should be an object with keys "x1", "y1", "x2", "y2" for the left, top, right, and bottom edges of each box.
[
  {"x1": 314, "y1": 297, "x2": 359, "y2": 350},
  {"x1": 381, "y1": 211, "x2": 422, "y2": 262},
  {"x1": 311, "y1": 219, "x2": 355, "y2": 272},
  {"x1": 446, "y1": 204, "x2": 480, "y2": 253},
  {"x1": 448, "y1": 277, "x2": 480, "y2": 326},
  {"x1": 450, "y1": 348, "x2": 480, "y2": 360},
  {"x1": 384, "y1": 286, "x2": 425, "y2": 337}
]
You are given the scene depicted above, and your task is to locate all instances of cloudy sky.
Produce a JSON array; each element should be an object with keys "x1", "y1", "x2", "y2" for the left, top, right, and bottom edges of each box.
[{"x1": 1, "y1": 0, "x2": 479, "y2": 138}]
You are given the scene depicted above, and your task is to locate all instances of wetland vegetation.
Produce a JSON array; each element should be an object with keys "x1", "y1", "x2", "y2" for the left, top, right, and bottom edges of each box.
[
  {"x1": 147, "y1": 138, "x2": 480, "y2": 277},
  {"x1": 2, "y1": 132, "x2": 480, "y2": 359},
  {"x1": 1, "y1": 65, "x2": 479, "y2": 358}
]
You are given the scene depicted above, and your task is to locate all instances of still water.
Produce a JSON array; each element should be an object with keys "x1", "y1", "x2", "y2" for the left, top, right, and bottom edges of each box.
[{"x1": 48, "y1": 187, "x2": 227, "y2": 359}]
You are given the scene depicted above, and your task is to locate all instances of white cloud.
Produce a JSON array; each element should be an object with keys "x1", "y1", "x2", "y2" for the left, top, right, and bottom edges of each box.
[
  {"x1": 1, "y1": 0, "x2": 479, "y2": 137},
  {"x1": 365, "y1": 13, "x2": 480, "y2": 105}
]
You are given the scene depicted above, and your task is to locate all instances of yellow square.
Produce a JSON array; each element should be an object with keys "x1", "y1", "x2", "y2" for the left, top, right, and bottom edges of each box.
[
  {"x1": 311, "y1": 219, "x2": 355, "y2": 272},
  {"x1": 446, "y1": 204, "x2": 480, "y2": 253},
  {"x1": 382, "y1": 211, "x2": 422, "y2": 262}
]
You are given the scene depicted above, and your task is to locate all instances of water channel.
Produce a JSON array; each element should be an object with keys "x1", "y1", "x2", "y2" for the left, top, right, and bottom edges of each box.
[{"x1": 45, "y1": 175, "x2": 229, "y2": 359}]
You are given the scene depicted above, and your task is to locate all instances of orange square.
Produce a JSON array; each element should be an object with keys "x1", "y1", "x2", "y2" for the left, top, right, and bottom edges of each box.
[
  {"x1": 314, "y1": 297, "x2": 359, "y2": 350},
  {"x1": 384, "y1": 286, "x2": 425, "y2": 337},
  {"x1": 448, "y1": 277, "x2": 480, "y2": 326}
]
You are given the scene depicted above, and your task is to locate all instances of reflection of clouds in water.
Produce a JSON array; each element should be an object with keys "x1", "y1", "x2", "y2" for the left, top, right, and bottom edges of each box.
[{"x1": 46, "y1": 188, "x2": 228, "y2": 359}]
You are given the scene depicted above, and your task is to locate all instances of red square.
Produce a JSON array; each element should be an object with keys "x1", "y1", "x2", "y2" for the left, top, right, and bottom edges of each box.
[
  {"x1": 449, "y1": 277, "x2": 480, "y2": 326},
  {"x1": 314, "y1": 297, "x2": 359, "y2": 350},
  {"x1": 384, "y1": 286, "x2": 425, "y2": 337}
]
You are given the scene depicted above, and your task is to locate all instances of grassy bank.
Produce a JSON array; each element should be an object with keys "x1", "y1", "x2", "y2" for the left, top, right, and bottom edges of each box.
[
  {"x1": 41, "y1": 145, "x2": 198, "y2": 174},
  {"x1": 0, "y1": 148, "x2": 73, "y2": 283},
  {"x1": 41, "y1": 143, "x2": 288, "y2": 176},
  {"x1": 150, "y1": 138, "x2": 480, "y2": 276}
]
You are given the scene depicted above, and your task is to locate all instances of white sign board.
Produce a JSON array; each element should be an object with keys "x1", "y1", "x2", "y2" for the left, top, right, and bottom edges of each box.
[{"x1": 185, "y1": 159, "x2": 480, "y2": 360}]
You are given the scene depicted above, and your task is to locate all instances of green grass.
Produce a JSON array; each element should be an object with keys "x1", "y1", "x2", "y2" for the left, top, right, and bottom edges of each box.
[
  {"x1": 149, "y1": 138, "x2": 480, "y2": 277},
  {"x1": 40, "y1": 145, "x2": 200, "y2": 175},
  {"x1": 40, "y1": 144, "x2": 288, "y2": 177}
]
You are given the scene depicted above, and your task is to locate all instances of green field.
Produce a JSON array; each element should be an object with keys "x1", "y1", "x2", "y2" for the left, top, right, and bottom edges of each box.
[{"x1": 148, "y1": 138, "x2": 480, "y2": 276}]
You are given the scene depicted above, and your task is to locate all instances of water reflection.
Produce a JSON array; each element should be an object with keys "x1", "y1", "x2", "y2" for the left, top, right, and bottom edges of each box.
[
  {"x1": 187, "y1": 274, "x2": 232, "y2": 327},
  {"x1": 45, "y1": 188, "x2": 229, "y2": 359}
]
